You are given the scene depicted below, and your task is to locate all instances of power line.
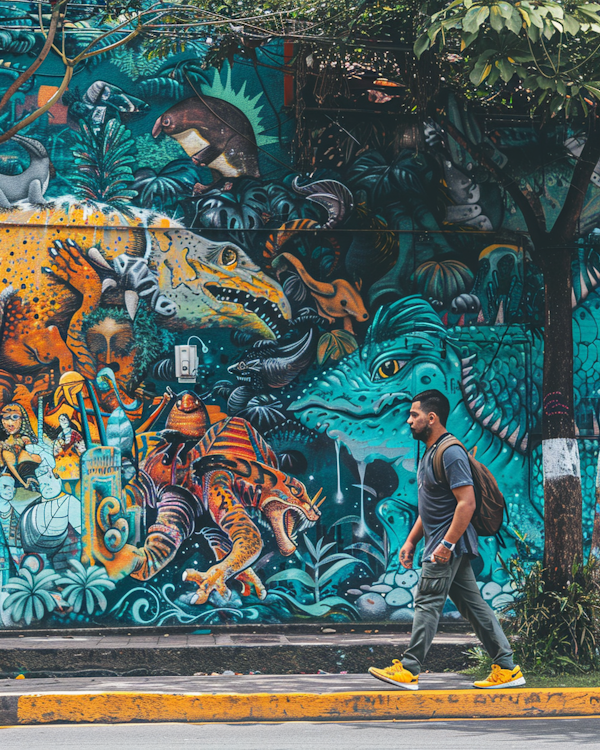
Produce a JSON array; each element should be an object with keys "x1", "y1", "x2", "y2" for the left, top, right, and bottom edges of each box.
[{"x1": 0, "y1": 221, "x2": 530, "y2": 235}]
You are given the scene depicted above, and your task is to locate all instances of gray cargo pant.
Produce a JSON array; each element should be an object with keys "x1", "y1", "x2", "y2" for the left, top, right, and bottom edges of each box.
[{"x1": 401, "y1": 554, "x2": 514, "y2": 675}]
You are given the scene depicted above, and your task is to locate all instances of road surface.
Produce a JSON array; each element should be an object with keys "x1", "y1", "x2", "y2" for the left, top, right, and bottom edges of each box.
[{"x1": 1, "y1": 718, "x2": 600, "y2": 749}]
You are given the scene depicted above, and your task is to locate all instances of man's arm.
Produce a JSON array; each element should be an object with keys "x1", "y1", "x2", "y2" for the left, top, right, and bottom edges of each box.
[
  {"x1": 444, "y1": 485, "x2": 476, "y2": 544},
  {"x1": 431, "y1": 484, "x2": 476, "y2": 563},
  {"x1": 399, "y1": 516, "x2": 424, "y2": 569}
]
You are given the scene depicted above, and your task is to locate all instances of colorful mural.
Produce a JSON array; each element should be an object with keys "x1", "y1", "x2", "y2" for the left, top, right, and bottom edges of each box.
[{"x1": 2, "y1": 21, "x2": 600, "y2": 629}]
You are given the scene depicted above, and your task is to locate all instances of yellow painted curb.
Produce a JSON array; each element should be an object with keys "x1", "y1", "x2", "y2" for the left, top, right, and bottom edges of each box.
[{"x1": 11, "y1": 688, "x2": 600, "y2": 724}]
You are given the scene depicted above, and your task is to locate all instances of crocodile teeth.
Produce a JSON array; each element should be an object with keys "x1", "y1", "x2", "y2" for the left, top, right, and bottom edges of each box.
[
  {"x1": 205, "y1": 284, "x2": 286, "y2": 338},
  {"x1": 507, "y1": 426, "x2": 521, "y2": 447},
  {"x1": 89, "y1": 247, "x2": 112, "y2": 269}
]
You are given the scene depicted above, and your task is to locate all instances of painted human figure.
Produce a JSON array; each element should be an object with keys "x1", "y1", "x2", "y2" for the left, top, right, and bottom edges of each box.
[
  {"x1": 85, "y1": 313, "x2": 137, "y2": 394},
  {"x1": 0, "y1": 403, "x2": 42, "y2": 488},
  {"x1": 0, "y1": 474, "x2": 22, "y2": 585},
  {"x1": 53, "y1": 414, "x2": 85, "y2": 459},
  {"x1": 19, "y1": 456, "x2": 82, "y2": 570},
  {"x1": 83, "y1": 310, "x2": 144, "y2": 419}
]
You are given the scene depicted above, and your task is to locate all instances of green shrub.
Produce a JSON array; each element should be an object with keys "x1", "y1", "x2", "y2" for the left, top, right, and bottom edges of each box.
[{"x1": 496, "y1": 558, "x2": 600, "y2": 675}]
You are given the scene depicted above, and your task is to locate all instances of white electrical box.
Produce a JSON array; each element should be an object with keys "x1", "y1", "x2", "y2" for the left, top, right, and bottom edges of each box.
[{"x1": 174, "y1": 344, "x2": 198, "y2": 383}]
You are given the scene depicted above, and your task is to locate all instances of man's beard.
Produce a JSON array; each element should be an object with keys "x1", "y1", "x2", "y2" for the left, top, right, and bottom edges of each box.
[{"x1": 411, "y1": 424, "x2": 432, "y2": 442}]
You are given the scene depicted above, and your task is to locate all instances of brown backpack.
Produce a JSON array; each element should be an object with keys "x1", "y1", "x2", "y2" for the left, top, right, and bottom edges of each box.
[{"x1": 431, "y1": 435, "x2": 507, "y2": 537}]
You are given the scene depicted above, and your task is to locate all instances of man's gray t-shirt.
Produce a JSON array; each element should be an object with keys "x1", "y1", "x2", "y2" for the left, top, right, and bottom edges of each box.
[{"x1": 417, "y1": 437, "x2": 479, "y2": 561}]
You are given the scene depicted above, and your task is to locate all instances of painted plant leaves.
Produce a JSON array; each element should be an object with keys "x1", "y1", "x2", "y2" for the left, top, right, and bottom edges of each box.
[
  {"x1": 71, "y1": 119, "x2": 137, "y2": 206},
  {"x1": 317, "y1": 329, "x2": 358, "y2": 365}
]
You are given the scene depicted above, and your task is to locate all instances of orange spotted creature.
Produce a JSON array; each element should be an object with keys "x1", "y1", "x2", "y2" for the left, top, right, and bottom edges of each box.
[{"x1": 113, "y1": 409, "x2": 322, "y2": 605}]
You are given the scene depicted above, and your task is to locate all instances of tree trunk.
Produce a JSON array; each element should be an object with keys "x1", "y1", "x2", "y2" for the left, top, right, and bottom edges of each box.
[
  {"x1": 590, "y1": 454, "x2": 600, "y2": 560},
  {"x1": 541, "y1": 244, "x2": 583, "y2": 587}
]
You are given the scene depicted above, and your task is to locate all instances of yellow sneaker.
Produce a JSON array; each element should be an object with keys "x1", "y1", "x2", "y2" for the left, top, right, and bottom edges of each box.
[
  {"x1": 368, "y1": 659, "x2": 419, "y2": 690},
  {"x1": 473, "y1": 664, "x2": 526, "y2": 689}
]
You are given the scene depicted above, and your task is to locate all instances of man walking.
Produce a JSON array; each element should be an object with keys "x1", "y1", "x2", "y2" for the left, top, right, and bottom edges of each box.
[{"x1": 368, "y1": 389, "x2": 525, "y2": 691}]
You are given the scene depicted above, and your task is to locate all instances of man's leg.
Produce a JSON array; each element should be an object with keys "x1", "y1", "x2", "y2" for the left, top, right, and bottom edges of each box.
[
  {"x1": 448, "y1": 555, "x2": 514, "y2": 669},
  {"x1": 401, "y1": 556, "x2": 462, "y2": 675}
]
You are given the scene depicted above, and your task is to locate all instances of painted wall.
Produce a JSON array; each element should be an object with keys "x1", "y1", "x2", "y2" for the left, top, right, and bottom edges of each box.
[{"x1": 0, "y1": 22, "x2": 599, "y2": 628}]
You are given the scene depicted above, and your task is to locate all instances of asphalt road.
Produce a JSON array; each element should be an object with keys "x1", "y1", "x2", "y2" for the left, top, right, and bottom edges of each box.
[{"x1": 1, "y1": 719, "x2": 600, "y2": 749}]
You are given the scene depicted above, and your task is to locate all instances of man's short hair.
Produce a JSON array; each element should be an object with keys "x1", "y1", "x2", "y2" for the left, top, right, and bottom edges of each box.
[{"x1": 412, "y1": 389, "x2": 450, "y2": 426}]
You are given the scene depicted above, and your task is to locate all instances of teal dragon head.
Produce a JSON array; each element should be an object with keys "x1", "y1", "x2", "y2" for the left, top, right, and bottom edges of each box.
[{"x1": 290, "y1": 296, "x2": 464, "y2": 464}]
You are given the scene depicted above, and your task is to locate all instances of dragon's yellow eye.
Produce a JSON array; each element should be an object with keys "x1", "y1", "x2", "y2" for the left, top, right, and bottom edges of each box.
[
  {"x1": 221, "y1": 247, "x2": 238, "y2": 268},
  {"x1": 377, "y1": 359, "x2": 402, "y2": 379}
]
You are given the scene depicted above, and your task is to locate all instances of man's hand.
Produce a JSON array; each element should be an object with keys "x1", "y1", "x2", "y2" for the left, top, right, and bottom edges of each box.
[
  {"x1": 431, "y1": 542, "x2": 452, "y2": 564},
  {"x1": 399, "y1": 540, "x2": 416, "y2": 569}
]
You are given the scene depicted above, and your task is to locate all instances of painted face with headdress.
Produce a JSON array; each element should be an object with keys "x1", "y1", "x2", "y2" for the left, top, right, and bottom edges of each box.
[{"x1": 0, "y1": 403, "x2": 35, "y2": 440}]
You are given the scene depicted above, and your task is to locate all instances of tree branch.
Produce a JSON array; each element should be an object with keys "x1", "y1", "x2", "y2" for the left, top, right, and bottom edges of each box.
[
  {"x1": 0, "y1": 65, "x2": 73, "y2": 146},
  {"x1": 0, "y1": 0, "x2": 68, "y2": 117},
  {"x1": 552, "y1": 124, "x2": 600, "y2": 243},
  {"x1": 79, "y1": 26, "x2": 142, "y2": 60},
  {"x1": 438, "y1": 114, "x2": 546, "y2": 246},
  {"x1": 0, "y1": 1, "x2": 358, "y2": 144},
  {"x1": 74, "y1": 5, "x2": 163, "y2": 59},
  {"x1": 0, "y1": 5, "x2": 161, "y2": 143}
]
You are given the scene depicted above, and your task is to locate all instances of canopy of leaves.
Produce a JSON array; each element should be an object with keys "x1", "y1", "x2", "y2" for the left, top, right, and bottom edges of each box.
[{"x1": 414, "y1": 0, "x2": 600, "y2": 118}]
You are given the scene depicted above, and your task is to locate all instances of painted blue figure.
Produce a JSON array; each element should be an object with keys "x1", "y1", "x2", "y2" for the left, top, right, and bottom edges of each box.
[
  {"x1": 19, "y1": 451, "x2": 82, "y2": 572},
  {"x1": 0, "y1": 474, "x2": 22, "y2": 586}
]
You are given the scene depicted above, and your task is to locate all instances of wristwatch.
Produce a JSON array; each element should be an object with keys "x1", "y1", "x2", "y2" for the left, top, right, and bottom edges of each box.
[{"x1": 441, "y1": 539, "x2": 456, "y2": 551}]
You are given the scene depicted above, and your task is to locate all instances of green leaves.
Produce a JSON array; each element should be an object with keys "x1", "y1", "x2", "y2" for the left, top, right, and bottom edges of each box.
[
  {"x1": 504, "y1": 558, "x2": 600, "y2": 673},
  {"x1": 464, "y1": 5, "x2": 490, "y2": 31},
  {"x1": 490, "y1": 5, "x2": 505, "y2": 31},
  {"x1": 268, "y1": 591, "x2": 358, "y2": 618},
  {"x1": 266, "y1": 533, "x2": 367, "y2": 605},
  {"x1": 266, "y1": 569, "x2": 316, "y2": 588},
  {"x1": 345, "y1": 542, "x2": 386, "y2": 566},
  {"x1": 496, "y1": 57, "x2": 515, "y2": 82},
  {"x1": 133, "y1": 158, "x2": 202, "y2": 209},
  {"x1": 414, "y1": 0, "x2": 600, "y2": 117},
  {"x1": 418, "y1": 0, "x2": 600, "y2": 49},
  {"x1": 56, "y1": 560, "x2": 116, "y2": 615},
  {"x1": 317, "y1": 330, "x2": 358, "y2": 365},
  {"x1": 71, "y1": 118, "x2": 137, "y2": 207},
  {"x1": 414, "y1": 32, "x2": 431, "y2": 57},
  {"x1": 584, "y1": 82, "x2": 600, "y2": 99},
  {"x1": 505, "y1": 6, "x2": 523, "y2": 33},
  {"x1": 2, "y1": 568, "x2": 59, "y2": 626},
  {"x1": 469, "y1": 59, "x2": 492, "y2": 85}
]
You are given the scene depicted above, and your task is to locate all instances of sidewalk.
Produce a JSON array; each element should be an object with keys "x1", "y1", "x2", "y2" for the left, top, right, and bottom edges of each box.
[
  {"x1": 0, "y1": 631, "x2": 478, "y2": 678},
  {"x1": 1, "y1": 673, "x2": 599, "y2": 725}
]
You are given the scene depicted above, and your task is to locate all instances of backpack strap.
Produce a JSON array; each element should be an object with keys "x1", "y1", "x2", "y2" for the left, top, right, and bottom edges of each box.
[{"x1": 431, "y1": 435, "x2": 468, "y2": 485}]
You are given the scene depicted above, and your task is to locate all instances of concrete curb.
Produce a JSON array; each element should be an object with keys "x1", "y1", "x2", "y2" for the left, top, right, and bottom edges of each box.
[
  {"x1": 2, "y1": 688, "x2": 600, "y2": 725},
  {"x1": 0, "y1": 635, "x2": 477, "y2": 677}
]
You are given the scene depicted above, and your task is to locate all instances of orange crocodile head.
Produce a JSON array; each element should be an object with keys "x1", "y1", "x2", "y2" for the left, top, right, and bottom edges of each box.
[{"x1": 256, "y1": 469, "x2": 322, "y2": 556}]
